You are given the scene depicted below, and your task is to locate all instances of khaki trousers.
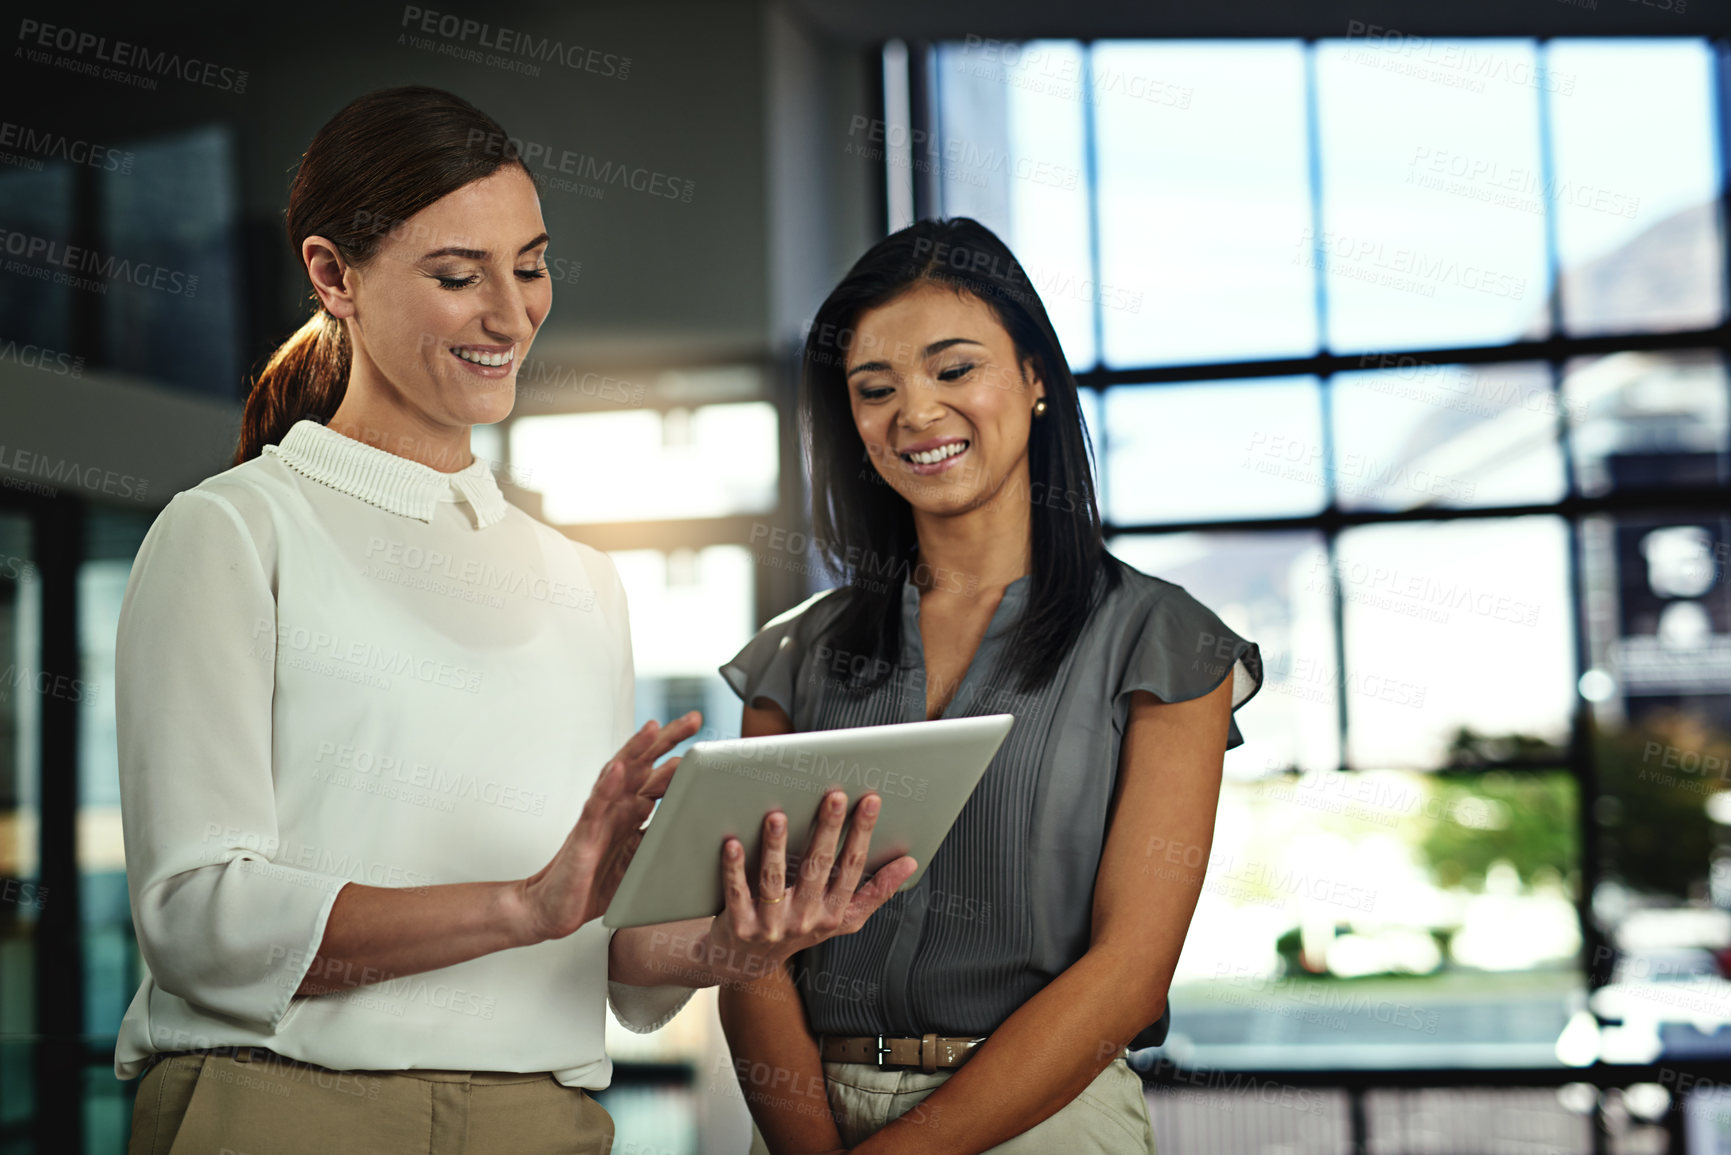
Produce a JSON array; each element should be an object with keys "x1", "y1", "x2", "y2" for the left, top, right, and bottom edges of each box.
[
  {"x1": 748, "y1": 1056, "x2": 1156, "y2": 1153},
  {"x1": 128, "y1": 1049, "x2": 614, "y2": 1155}
]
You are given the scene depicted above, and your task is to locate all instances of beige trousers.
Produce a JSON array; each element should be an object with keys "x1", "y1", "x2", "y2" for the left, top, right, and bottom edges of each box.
[
  {"x1": 128, "y1": 1049, "x2": 614, "y2": 1155},
  {"x1": 748, "y1": 1056, "x2": 1156, "y2": 1153}
]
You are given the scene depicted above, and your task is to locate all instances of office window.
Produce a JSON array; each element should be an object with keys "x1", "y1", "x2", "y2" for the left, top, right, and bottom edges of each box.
[
  {"x1": 923, "y1": 33, "x2": 1727, "y2": 1084},
  {"x1": 79, "y1": 511, "x2": 151, "y2": 1046},
  {"x1": 1564, "y1": 350, "x2": 1728, "y2": 497},
  {"x1": 510, "y1": 400, "x2": 778, "y2": 525},
  {"x1": 1335, "y1": 517, "x2": 1575, "y2": 769},
  {"x1": 610, "y1": 545, "x2": 756, "y2": 742},
  {"x1": 1093, "y1": 41, "x2": 1318, "y2": 367},
  {"x1": 1330, "y1": 361, "x2": 1567, "y2": 511},
  {"x1": 1172, "y1": 769, "x2": 1580, "y2": 1068},
  {"x1": 77, "y1": 510, "x2": 151, "y2": 1152},
  {"x1": 1314, "y1": 38, "x2": 1551, "y2": 352},
  {"x1": 1105, "y1": 379, "x2": 1327, "y2": 523},
  {"x1": 1547, "y1": 40, "x2": 1724, "y2": 337},
  {"x1": 0, "y1": 514, "x2": 37, "y2": 1134},
  {"x1": 0, "y1": 164, "x2": 75, "y2": 354},
  {"x1": 936, "y1": 39, "x2": 1095, "y2": 369},
  {"x1": 99, "y1": 126, "x2": 244, "y2": 399},
  {"x1": 0, "y1": 125, "x2": 242, "y2": 401}
]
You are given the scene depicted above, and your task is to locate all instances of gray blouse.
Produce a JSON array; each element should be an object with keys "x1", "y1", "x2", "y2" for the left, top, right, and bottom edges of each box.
[{"x1": 719, "y1": 560, "x2": 1262, "y2": 1042}]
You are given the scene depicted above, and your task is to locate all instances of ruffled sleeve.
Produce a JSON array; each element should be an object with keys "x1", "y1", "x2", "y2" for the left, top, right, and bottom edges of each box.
[
  {"x1": 1116, "y1": 582, "x2": 1263, "y2": 750},
  {"x1": 719, "y1": 589, "x2": 844, "y2": 719}
]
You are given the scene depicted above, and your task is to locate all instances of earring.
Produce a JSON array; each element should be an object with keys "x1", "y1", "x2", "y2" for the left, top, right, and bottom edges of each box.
[{"x1": 1032, "y1": 398, "x2": 1048, "y2": 418}]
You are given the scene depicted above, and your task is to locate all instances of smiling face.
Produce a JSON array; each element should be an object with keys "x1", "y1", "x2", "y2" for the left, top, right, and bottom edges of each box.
[
  {"x1": 307, "y1": 164, "x2": 551, "y2": 432},
  {"x1": 845, "y1": 281, "x2": 1046, "y2": 519}
]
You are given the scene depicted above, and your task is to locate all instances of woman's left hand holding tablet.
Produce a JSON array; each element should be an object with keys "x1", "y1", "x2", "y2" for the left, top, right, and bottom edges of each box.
[{"x1": 704, "y1": 788, "x2": 918, "y2": 983}]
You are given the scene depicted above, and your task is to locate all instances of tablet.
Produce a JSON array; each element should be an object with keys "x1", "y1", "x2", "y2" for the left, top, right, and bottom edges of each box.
[{"x1": 602, "y1": 714, "x2": 1015, "y2": 929}]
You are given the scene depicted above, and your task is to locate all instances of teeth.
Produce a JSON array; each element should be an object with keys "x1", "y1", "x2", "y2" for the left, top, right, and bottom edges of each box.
[
  {"x1": 453, "y1": 347, "x2": 514, "y2": 367},
  {"x1": 904, "y1": 441, "x2": 968, "y2": 466}
]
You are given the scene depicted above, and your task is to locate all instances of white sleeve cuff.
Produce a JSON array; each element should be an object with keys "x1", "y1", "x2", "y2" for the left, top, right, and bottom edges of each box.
[
  {"x1": 604, "y1": 926, "x2": 696, "y2": 1033},
  {"x1": 136, "y1": 863, "x2": 348, "y2": 1032},
  {"x1": 606, "y1": 978, "x2": 695, "y2": 1034}
]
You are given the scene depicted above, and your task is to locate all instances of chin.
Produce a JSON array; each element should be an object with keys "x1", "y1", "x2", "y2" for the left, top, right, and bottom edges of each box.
[
  {"x1": 476, "y1": 395, "x2": 517, "y2": 425},
  {"x1": 894, "y1": 486, "x2": 981, "y2": 519},
  {"x1": 446, "y1": 385, "x2": 516, "y2": 427}
]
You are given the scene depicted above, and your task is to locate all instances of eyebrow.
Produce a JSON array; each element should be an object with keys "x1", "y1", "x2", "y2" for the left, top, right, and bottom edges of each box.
[
  {"x1": 845, "y1": 337, "x2": 985, "y2": 379},
  {"x1": 419, "y1": 232, "x2": 551, "y2": 261}
]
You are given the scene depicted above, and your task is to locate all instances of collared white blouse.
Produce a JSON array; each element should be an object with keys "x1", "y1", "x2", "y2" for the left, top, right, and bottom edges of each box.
[{"x1": 112, "y1": 419, "x2": 690, "y2": 1088}]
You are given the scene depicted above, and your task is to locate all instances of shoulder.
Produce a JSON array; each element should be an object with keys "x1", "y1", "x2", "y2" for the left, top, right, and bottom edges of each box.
[
  {"x1": 1100, "y1": 554, "x2": 1262, "y2": 723},
  {"x1": 1099, "y1": 555, "x2": 1204, "y2": 625},
  {"x1": 724, "y1": 585, "x2": 854, "y2": 669},
  {"x1": 121, "y1": 459, "x2": 299, "y2": 604},
  {"x1": 513, "y1": 508, "x2": 613, "y2": 580},
  {"x1": 500, "y1": 508, "x2": 632, "y2": 624},
  {"x1": 758, "y1": 586, "x2": 853, "y2": 642},
  {"x1": 191, "y1": 451, "x2": 303, "y2": 512},
  {"x1": 143, "y1": 455, "x2": 300, "y2": 560},
  {"x1": 1099, "y1": 553, "x2": 1250, "y2": 666},
  {"x1": 720, "y1": 586, "x2": 853, "y2": 712}
]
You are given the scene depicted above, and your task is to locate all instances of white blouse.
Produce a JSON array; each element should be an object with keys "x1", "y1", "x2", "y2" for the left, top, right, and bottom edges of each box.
[{"x1": 112, "y1": 418, "x2": 691, "y2": 1088}]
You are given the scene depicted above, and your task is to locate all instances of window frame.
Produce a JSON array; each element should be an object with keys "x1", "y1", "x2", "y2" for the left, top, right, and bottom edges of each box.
[{"x1": 885, "y1": 31, "x2": 1731, "y2": 1142}]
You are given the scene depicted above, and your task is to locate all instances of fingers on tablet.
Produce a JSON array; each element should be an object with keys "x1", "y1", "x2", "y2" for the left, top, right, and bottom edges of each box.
[
  {"x1": 760, "y1": 811, "x2": 787, "y2": 902},
  {"x1": 722, "y1": 839, "x2": 756, "y2": 927},
  {"x1": 642, "y1": 756, "x2": 680, "y2": 800},
  {"x1": 802, "y1": 790, "x2": 847, "y2": 888},
  {"x1": 651, "y1": 712, "x2": 701, "y2": 760},
  {"x1": 849, "y1": 856, "x2": 916, "y2": 929},
  {"x1": 835, "y1": 794, "x2": 878, "y2": 893}
]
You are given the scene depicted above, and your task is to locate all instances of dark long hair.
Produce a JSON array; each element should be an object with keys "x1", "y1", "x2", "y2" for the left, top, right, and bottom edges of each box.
[
  {"x1": 234, "y1": 86, "x2": 531, "y2": 464},
  {"x1": 801, "y1": 217, "x2": 1118, "y2": 694}
]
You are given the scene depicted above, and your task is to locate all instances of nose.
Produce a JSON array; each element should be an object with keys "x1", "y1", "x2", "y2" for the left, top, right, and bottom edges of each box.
[
  {"x1": 896, "y1": 380, "x2": 945, "y2": 431},
  {"x1": 476, "y1": 273, "x2": 540, "y2": 346}
]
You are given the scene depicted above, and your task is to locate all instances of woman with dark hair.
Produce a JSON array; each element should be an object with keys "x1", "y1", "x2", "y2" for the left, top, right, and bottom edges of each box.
[
  {"x1": 717, "y1": 218, "x2": 1263, "y2": 1153},
  {"x1": 114, "y1": 86, "x2": 912, "y2": 1154}
]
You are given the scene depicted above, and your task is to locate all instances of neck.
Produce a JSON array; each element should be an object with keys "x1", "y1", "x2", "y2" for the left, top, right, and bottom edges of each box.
[
  {"x1": 910, "y1": 460, "x2": 1035, "y2": 594},
  {"x1": 327, "y1": 359, "x2": 473, "y2": 474}
]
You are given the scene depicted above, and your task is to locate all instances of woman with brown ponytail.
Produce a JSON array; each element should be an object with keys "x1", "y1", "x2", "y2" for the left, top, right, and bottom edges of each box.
[{"x1": 114, "y1": 86, "x2": 913, "y2": 1154}]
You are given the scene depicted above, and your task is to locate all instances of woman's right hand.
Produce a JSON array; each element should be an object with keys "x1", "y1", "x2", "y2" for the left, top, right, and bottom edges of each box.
[
  {"x1": 705, "y1": 788, "x2": 919, "y2": 982},
  {"x1": 515, "y1": 712, "x2": 703, "y2": 943}
]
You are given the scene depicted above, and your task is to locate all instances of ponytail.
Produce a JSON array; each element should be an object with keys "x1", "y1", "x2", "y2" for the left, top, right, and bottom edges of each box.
[
  {"x1": 230, "y1": 85, "x2": 531, "y2": 465},
  {"x1": 234, "y1": 309, "x2": 350, "y2": 464}
]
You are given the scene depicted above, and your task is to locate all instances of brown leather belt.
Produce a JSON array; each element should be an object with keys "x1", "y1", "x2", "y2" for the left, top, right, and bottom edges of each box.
[{"x1": 819, "y1": 1033, "x2": 987, "y2": 1073}]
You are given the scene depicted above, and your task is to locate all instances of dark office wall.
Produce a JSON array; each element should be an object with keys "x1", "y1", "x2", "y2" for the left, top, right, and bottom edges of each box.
[
  {"x1": 790, "y1": 0, "x2": 1726, "y2": 40},
  {"x1": 6, "y1": 0, "x2": 774, "y2": 356},
  {"x1": 0, "y1": 0, "x2": 880, "y2": 503}
]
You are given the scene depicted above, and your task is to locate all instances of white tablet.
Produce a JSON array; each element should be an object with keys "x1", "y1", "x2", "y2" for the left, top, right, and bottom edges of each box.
[{"x1": 602, "y1": 714, "x2": 1015, "y2": 929}]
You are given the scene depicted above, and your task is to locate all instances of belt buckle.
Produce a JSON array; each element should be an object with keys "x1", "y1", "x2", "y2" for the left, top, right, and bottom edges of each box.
[{"x1": 873, "y1": 1035, "x2": 893, "y2": 1069}]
